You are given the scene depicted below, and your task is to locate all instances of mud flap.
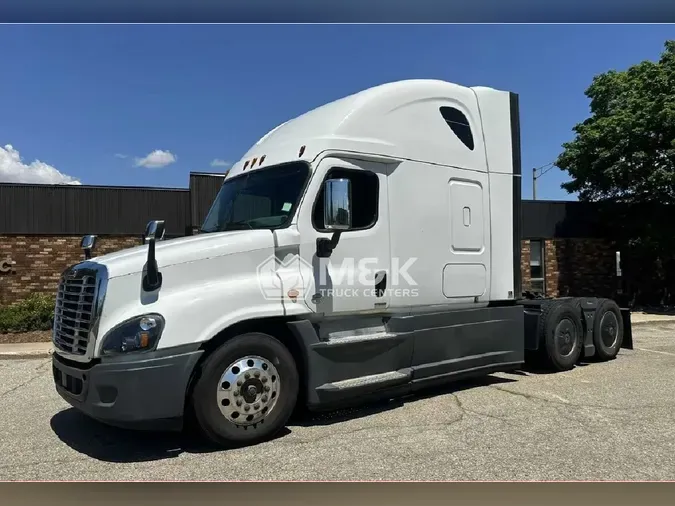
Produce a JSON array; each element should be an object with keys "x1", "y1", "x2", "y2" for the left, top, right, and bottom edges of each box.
[{"x1": 620, "y1": 308, "x2": 633, "y2": 350}]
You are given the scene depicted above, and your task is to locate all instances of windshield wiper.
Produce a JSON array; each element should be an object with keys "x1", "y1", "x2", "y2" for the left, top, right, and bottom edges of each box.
[
  {"x1": 199, "y1": 220, "x2": 254, "y2": 234},
  {"x1": 219, "y1": 221, "x2": 254, "y2": 231}
]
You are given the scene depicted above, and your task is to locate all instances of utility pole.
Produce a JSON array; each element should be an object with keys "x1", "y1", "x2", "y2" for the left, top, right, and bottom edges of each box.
[
  {"x1": 532, "y1": 163, "x2": 556, "y2": 200},
  {"x1": 532, "y1": 168, "x2": 537, "y2": 201}
]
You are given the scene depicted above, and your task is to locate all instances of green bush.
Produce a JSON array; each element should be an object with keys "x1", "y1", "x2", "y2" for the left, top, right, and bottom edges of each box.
[{"x1": 0, "y1": 293, "x2": 55, "y2": 333}]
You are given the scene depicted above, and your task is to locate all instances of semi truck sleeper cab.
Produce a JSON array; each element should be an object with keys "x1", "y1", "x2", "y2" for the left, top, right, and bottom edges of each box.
[{"x1": 51, "y1": 79, "x2": 632, "y2": 448}]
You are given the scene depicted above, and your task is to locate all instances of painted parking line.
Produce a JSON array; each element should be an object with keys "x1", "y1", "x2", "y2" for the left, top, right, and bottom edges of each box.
[{"x1": 636, "y1": 347, "x2": 675, "y2": 357}]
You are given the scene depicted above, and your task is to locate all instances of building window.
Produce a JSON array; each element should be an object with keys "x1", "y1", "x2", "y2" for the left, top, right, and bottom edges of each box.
[
  {"x1": 439, "y1": 106, "x2": 475, "y2": 151},
  {"x1": 530, "y1": 240, "x2": 545, "y2": 294}
]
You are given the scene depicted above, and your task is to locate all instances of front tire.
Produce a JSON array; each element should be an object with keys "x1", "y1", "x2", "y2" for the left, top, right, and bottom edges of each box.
[{"x1": 191, "y1": 332, "x2": 299, "y2": 448}]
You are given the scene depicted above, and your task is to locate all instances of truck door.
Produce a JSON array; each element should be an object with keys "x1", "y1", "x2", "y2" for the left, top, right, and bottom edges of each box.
[{"x1": 296, "y1": 156, "x2": 392, "y2": 316}]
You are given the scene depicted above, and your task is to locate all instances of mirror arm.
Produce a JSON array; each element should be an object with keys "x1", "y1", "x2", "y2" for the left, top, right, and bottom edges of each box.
[
  {"x1": 142, "y1": 220, "x2": 165, "y2": 292},
  {"x1": 316, "y1": 231, "x2": 342, "y2": 258},
  {"x1": 142, "y1": 238, "x2": 163, "y2": 291}
]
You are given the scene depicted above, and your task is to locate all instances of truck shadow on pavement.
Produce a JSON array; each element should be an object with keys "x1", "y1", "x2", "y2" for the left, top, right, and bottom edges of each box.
[
  {"x1": 49, "y1": 408, "x2": 240, "y2": 463},
  {"x1": 295, "y1": 374, "x2": 517, "y2": 427},
  {"x1": 50, "y1": 374, "x2": 519, "y2": 464}
]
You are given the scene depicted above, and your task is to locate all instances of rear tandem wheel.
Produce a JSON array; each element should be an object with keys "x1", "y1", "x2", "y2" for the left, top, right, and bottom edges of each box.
[
  {"x1": 592, "y1": 298, "x2": 624, "y2": 361},
  {"x1": 539, "y1": 300, "x2": 584, "y2": 372}
]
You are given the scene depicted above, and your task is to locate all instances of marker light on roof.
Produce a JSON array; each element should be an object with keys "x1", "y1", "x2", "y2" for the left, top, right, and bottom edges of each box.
[
  {"x1": 243, "y1": 160, "x2": 250, "y2": 170},
  {"x1": 259, "y1": 155, "x2": 266, "y2": 165},
  {"x1": 299, "y1": 145, "x2": 306, "y2": 157},
  {"x1": 252, "y1": 157, "x2": 258, "y2": 167}
]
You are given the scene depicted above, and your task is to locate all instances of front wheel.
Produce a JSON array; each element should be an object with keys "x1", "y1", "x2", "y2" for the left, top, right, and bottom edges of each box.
[{"x1": 190, "y1": 332, "x2": 299, "y2": 448}]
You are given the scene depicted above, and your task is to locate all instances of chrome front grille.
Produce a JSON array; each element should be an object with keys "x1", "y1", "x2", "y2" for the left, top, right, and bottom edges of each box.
[{"x1": 53, "y1": 266, "x2": 102, "y2": 356}]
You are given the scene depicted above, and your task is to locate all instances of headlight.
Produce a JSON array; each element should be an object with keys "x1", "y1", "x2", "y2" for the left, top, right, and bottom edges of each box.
[{"x1": 100, "y1": 314, "x2": 165, "y2": 355}]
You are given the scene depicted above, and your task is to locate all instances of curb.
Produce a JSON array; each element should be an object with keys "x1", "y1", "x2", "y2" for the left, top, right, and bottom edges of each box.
[
  {"x1": 0, "y1": 344, "x2": 53, "y2": 360},
  {"x1": 630, "y1": 312, "x2": 675, "y2": 326},
  {"x1": 631, "y1": 319, "x2": 675, "y2": 326}
]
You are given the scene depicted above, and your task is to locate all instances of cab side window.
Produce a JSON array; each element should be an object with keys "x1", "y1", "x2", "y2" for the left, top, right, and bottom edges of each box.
[{"x1": 312, "y1": 168, "x2": 379, "y2": 231}]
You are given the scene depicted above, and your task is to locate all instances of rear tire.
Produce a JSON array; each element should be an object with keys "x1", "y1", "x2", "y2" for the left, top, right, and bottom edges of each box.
[
  {"x1": 592, "y1": 299, "x2": 624, "y2": 361},
  {"x1": 191, "y1": 332, "x2": 299, "y2": 448},
  {"x1": 540, "y1": 300, "x2": 583, "y2": 372}
]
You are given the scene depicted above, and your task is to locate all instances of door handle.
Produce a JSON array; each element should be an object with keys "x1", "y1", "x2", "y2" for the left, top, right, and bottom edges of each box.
[{"x1": 375, "y1": 271, "x2": 387, "y2": 297}]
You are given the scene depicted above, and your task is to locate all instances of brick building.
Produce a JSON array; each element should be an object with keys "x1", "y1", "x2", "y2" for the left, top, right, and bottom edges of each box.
[
  {"x1": 0, "y1": 172, "x2": 223, "y2": 305},
  {"x1": 520, "y1": 238, "x2": 616, "y2": 298},
  {"x1": 1, "y1": 174, "x2": 621, "y2": 305},
  {"x1": 519, "y1": 199, "x2": 624, "y2": 299}
]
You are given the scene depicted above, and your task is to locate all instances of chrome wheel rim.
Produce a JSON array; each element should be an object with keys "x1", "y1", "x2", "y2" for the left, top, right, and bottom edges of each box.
[{"x1": 216, "y1": 355, "x2": 280, "y2": 426}]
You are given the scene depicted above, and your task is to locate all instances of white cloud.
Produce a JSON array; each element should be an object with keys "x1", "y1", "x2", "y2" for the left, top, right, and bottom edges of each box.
[
  {"x1": 114, "y1": 153, "x2": 128, "y2": 159},
  {"x1": 0, "y1": 144, "x2": 81, "y2": 185},
  {"x1": 210, "y1": 158, "x2": 231, "y2": 168},
  {"x1": 134, "y1": 149, "x2": 177, "y2": 169}
]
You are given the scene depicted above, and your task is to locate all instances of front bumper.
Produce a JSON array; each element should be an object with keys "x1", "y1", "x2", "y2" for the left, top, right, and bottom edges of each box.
[{"x1": 52, "y1": 344, "x2": 204, "y2": 431}]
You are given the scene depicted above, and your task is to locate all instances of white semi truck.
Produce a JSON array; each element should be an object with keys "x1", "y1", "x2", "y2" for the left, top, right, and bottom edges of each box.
[{"x1": 51, "y1": 79, "x2": 633, "y2": 448}]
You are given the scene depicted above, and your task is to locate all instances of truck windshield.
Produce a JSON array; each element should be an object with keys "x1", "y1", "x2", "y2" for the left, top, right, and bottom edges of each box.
[{"x1": 200, "y1": 162, "x2": 310, "y2": 233}]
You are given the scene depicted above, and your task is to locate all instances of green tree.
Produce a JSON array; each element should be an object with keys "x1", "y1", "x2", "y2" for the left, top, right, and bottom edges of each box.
[
  {"x1": 557, "y1": 40, "x2": 675, "y2": 202},
  {"x1": 556, "y1": 41, "x2": 675, "y2": 307}
]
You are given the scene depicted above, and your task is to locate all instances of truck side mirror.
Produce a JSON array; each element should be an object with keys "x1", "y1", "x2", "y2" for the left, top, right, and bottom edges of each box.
[
  {"x1": 323, "y1": 178, "x2": 352, "y2": 231},
  {"x1": 143, "y1": 220, "x2": 165, "y2": 292},
  {"x1": 144, "y1": 220, "x2": 166, "y2": 243},
  {"x1": 317, "y1": 178, "x2": 351, "y2": 258},
  {"x1": 80, "y1": 235, "x2": 97, "y2": 260}
]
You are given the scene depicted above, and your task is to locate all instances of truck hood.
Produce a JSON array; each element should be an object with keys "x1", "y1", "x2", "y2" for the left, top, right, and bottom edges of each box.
[{"x1": 90, "y1": 230, "x2": 275, "y2": 278}]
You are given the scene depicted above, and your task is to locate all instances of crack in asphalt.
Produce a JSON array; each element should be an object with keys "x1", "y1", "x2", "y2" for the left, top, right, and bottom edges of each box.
[
  {"x1": 489, "y1": 385, "x2": 672, "y2": 412},
  {"x1": 281, "y1": 383, "x2": 616, "y2": 447},
  {"x1": 285, "y1": 399, "x2": 470, "y2": 445},
  {"x1": 452, "y1": 393, "x2": 518, "y2": 427},
  {"x1": 0, "y1": 361, "x2": 51, "y2": 402},
  {"x1": 286, "y1": 417, "x2": 465, "y2": 445},
  {"x1": 283, "y1": 392, "x2": 526, "y2": 445}
]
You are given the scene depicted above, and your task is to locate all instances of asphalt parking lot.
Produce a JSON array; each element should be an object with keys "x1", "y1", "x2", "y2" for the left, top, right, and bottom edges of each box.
[{"x1": 1, "y1": 321, "x2": 674, "y2": 481}]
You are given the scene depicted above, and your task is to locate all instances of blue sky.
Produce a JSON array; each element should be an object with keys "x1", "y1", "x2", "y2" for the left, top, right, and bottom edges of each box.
[{"x1": 0, "y1": 24, "x2": 672, "y2": 200}]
